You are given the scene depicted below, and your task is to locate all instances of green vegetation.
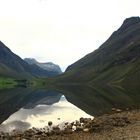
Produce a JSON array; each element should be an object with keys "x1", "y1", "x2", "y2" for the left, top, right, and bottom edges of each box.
[
  {"x1": 26, "y1": 78, "x2": 47, "y2": 88},
  {"x1": 0, "y1": 78, "x2": 17, "y2": 89},
  {"x1": 0, "y1": 77, "x2": 47, "y2": 89},
  {"x1": 1, "y1": 17, "x2": 140, "y2": 88},
  {"x1": 0, "y1": 41, "x2": 62, "y2": 79},
  {"x1": 51, "y1": 17, "x2": 140, "y2": 86}
]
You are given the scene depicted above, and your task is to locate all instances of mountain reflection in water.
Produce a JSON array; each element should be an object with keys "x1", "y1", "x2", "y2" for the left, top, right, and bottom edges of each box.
[
  {"x1": 0, "y1": 89, "x2": 92, "y2": 132},
  {"x1": 59, "y1": 85, "x2": 140, "y2": 116},
  {"x1": 0, "y1": 88, "x2": 62, "y2": 124},
  {"x1": 0, "y1": 84, "x2": 140, "y2": 132}
]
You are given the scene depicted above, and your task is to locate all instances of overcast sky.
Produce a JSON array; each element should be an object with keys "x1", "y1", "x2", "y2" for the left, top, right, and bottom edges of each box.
[{"x1": 0, "y1": 0, "x2": 139, "y2": 71}]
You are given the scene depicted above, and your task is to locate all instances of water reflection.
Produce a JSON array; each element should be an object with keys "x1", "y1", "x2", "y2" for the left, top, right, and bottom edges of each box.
[
  {"x1": 0, "y1": 88, "x2": 62, "y2": 124},
  {"x1": 0, "y1": 121, "x2": 30, "y2": 132},
  {"x1": 0, "y1": 84, "x2": 140, "y2": 132},
  {"x1": 1, "y1": 95, "x2": 92, "y2": 132},
  {"x1": 56, "y1": 85, "x2": 140, "y2": 116}
]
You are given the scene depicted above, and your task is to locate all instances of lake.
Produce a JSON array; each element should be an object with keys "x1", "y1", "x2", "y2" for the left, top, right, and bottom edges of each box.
[{"x1": 0, "y1": 85, "x2": 140, "y2": 132}]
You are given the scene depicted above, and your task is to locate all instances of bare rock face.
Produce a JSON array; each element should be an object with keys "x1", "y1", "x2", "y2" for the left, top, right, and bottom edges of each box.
[{"x1": 24, "y1": 58, "x2": 62, "y2": 76}]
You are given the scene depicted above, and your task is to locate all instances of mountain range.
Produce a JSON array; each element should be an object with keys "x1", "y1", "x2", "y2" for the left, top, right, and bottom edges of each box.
[
  {"x1": 54, "y1": 17, "x2": 140, "y2": 85},
  {"x1": 0, "y1": 42, "x2": 62, "y2": 78},
  {"x1": 0, "y1": 17, "x2": 140, "y2": 85},
  {"x1": 24, "y1": 58, "x2": 62, "y2": 75}
]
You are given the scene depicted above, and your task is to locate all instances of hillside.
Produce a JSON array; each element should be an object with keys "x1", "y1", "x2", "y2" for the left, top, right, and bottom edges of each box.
[
  {"x1": 24, "y1": 58, "x2": 62, "y2": 76},
  {"x1": 0, "y1": 41, "x2": 60, "y2": 78},
  {"x1": 54, "y1": 17, "x2": 140, "y2": 85}
]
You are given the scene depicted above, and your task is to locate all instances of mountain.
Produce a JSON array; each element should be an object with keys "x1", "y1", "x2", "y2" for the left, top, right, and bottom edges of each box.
[
  {"x1": 55, "y1": 17, "x2": 140, "y2": 85},
  {"x1": 0, "y1": 41, "x2": 60, "y2": 78},
  {"x1": 24, "y1": 58, "x2": 62, "y2": 76},
  {"x1": 0, "y1": 41, "x2": 31, "y2": 78}
]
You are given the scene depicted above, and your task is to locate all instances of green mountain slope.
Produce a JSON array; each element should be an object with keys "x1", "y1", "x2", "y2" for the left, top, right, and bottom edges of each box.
[
  {"x1": 54, "y1": 17, "x2": 140, "y2": 85},
  {"x1": 0, "y1": 41, "x2": 31, "y2": 78},
  {"x1": 0, "y1": 41, "x2": 59, "y2": 78}
]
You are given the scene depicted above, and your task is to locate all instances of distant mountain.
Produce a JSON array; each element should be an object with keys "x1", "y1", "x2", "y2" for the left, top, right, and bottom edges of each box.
[
  {"x1": 24, "y1": 58, "x2": 62, "y2": 75},
  {"x1": 55, "y1": 17, "x2": 140, "y2": 85},
  {"x1": 0, "y1": 41, "x2": 60, "y2": 78}
]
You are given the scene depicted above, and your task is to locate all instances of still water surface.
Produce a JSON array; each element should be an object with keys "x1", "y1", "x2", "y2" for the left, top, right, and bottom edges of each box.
[
  {"x1": 1, "y1": 95, "x2": 92, "y2": 132},
  {"x1": 0, "y1": 85, "x2": 140, "y2": 132}
]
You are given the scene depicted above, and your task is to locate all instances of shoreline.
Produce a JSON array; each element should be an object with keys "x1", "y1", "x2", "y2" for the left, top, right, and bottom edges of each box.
[{"x1": 0, "y1": 109, "x2": 140, "y2": 140}]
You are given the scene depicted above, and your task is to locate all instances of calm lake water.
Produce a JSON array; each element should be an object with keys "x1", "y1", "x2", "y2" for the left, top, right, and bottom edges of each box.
[{"x1": 0, "y1": 85, "x2": 140, "y2": 132}]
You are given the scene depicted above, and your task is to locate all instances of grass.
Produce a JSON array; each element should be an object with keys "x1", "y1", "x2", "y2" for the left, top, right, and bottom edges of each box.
[
  {"x1": 26, "y1": 78, "x2": 47, "y2": 88},
  {"x1": 0, "y1": 78, "x2": 17, "y2": 89},
  {"x1": 53, "y1": 20, "x2": 140, "y2": 86},
  {"x1": 0, "y1": 77, "x2": 49, "y2": 89}
]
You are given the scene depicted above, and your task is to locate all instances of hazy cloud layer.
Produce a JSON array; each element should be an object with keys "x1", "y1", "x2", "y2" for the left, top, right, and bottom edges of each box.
[{"x1": 0, "y1": 0, "x2": 139, "y2": 70}]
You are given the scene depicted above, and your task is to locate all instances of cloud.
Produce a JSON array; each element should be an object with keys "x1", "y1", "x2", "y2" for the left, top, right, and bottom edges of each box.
[
  {"x1": 0, "y1": 121, "x2": 30, "y2": 132},
  {"x1": 0, "y1": 0, "x2": 139, "y2": 70}
]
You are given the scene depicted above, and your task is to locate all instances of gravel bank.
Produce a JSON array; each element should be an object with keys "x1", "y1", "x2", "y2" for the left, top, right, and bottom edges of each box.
[{"x1": 0, "y1": 109, "x2": 140, "y2": 140}]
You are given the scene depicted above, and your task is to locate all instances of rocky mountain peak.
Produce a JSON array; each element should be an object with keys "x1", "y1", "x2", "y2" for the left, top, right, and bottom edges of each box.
[
  {"x1": 24, "y1": 58, "x2": 37, "y2": 65},
  {"x1": 119, "y1": 16, "x2": 140, "y2": 32},
  {"x1": 24, "y1": 58, "x2": 62, "y2": 74}
]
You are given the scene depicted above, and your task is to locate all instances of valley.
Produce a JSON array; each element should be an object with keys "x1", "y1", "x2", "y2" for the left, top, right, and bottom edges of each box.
[{"x1": 0, "y1": 17, "x2": 140, "y2": 140}]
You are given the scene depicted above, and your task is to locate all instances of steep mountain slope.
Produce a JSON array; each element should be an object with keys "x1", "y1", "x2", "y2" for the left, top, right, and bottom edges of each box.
[
  {"x1": 0, "y1": 42, "x2": 59, "y2": 78},
  {"x1": 24, "y1": 58, "x2": 62, "y2": 76},
  {"x1": 0, "y1": 41, "x2": 31, "y2": 78},
  {"x1": 55, "y1": 17, "x2": 140, "y2": 85}
]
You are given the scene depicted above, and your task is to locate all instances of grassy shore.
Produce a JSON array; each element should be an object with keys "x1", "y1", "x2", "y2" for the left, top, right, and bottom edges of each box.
[
  {"x1": 0, "y1": 78, "x2": 48, "y2": 89},
  {"x1": 0, "y1": 78, "x2": 17, "y2": 89}
]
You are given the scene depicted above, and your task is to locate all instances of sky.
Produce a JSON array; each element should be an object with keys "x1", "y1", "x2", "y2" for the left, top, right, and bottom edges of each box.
[{"x1": 0, "y1": 0, "x2": 140, "y2": 71}]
